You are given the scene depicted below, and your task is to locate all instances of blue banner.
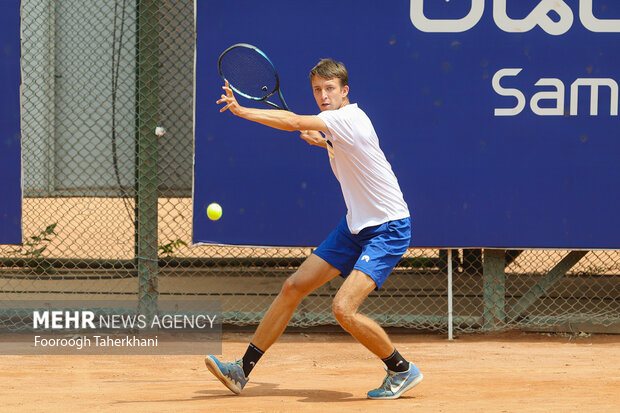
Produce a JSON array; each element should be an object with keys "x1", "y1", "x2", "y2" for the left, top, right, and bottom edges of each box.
[
  {"x1": 194, "y1": 0, "x2": 619, "y2": 249},
  {"x1": 0, "y1": 0, "x2": 21, "y2": 245}
]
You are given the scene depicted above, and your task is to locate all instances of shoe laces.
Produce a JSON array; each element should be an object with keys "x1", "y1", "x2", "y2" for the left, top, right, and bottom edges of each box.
[
  {"x1": 231, "y1": 356, "x2": 248, "y2": 381},
  {"x1": 379, "y1": 368, "x2": 396, "y2": 390}
]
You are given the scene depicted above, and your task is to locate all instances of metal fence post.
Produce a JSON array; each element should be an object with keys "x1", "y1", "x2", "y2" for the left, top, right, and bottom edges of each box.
[
  {"x1": 136, "y1": 0, "x2": 159, "y2": 316},
  {"x1": 483, "y1": 249, "x2": 506, "y2": 329},
  {"x1": 447, "y1": 249, "x2": 454, "y2": 340}
]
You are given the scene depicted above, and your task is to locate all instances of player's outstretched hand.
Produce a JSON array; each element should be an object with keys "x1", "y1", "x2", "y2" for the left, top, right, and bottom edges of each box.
[
  {"x1": 300, "y1": 130, "x2": 327, "y2": 148},
  {"x1": 217, "y1": 80, "x2": 242, "y2": 115}
]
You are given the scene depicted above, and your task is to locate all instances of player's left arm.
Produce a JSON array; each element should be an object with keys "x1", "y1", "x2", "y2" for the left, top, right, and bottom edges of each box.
[
  {"x1": 299, "y1": 130, "x2": 327, "y2": 148},
  {"x1": 217, "y1": 81, "x2": 328, "y2": 132}
]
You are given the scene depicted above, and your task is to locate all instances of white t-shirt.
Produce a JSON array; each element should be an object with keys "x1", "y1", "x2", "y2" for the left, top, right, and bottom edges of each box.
[{"x1": 317, "y1": 103, "x2": 410, "y2": 234}]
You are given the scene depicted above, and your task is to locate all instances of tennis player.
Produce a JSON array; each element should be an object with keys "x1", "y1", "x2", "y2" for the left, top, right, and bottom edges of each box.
[{"x1": 206, "y1": 59, "x2": 423, "y2": 400}]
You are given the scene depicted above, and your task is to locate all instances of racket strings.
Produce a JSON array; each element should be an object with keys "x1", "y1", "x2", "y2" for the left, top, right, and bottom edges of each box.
[{"x1": 219, "y1": 47, "x2": 278, "y2": 99}]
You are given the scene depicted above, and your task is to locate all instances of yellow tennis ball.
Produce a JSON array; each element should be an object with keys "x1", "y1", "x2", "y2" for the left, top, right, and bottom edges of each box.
[{"x1": 207, "y1": 203, "x2": 222, "y2": 220}]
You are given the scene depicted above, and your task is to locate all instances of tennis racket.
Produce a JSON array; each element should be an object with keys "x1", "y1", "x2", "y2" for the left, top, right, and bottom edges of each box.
[{"x1": 217, "y1": 43, "x2": 290, "y2": 111}]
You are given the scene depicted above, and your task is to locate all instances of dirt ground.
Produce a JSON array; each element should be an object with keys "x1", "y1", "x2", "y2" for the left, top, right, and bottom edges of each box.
[{"x1": 1, "y1": 331, "x2": 619, "y2": 412}]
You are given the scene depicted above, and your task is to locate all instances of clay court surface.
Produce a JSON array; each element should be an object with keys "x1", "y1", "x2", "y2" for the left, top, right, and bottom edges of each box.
[{"x1": 1, "y1": 331, "x2": 619, "y2": 412}]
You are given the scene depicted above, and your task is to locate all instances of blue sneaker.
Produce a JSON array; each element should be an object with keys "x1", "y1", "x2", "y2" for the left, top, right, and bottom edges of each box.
[
  {"x1": 204, "y1": 355, "x2": 249, "y2": 395},
  {"x1": 367, "y1": 362, "x2": 423, "y2": 400}
]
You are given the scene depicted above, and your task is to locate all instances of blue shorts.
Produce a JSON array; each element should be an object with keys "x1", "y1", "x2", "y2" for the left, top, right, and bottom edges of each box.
[{"x1": 313, "y1": 217, "x2": 411, "y2": 290}]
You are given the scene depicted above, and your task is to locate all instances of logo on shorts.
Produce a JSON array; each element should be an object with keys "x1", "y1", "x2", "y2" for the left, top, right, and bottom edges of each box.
[{"x1": 361, "y1": 255, "x2": 370, "y2": 263}]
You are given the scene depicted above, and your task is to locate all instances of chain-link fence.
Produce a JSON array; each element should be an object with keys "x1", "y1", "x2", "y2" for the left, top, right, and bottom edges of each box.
[{"x1": 1, "y1": 1, "x2": 619, "y2": 334}]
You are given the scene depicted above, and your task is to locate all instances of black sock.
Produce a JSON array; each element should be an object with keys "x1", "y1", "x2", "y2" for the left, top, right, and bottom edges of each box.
[
  {"x1": 241, "y1": 343, "x2": 264, "y2": 378},
  {"x1": 382, "y1": 349, "x2": 409, "y2": 372}
]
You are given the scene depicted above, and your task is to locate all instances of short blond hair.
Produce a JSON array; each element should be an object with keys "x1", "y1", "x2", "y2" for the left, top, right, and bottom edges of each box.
[{"x1": 309, "y1": 58, "x2": 348, "y2": 87}]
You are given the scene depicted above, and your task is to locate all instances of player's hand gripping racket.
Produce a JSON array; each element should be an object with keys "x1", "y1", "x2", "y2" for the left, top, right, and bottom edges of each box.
[{"x1": 218, "y1": 43, "x2": 290, "y2": 111}]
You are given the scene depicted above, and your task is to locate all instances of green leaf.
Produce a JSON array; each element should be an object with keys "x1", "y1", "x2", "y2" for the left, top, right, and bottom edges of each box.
[{"x1": 26, "y1": 247, "x2": 46, "y2": 257}]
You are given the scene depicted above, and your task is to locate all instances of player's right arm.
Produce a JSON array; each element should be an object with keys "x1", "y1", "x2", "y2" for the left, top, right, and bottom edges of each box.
[{"x1": 217, "y1": 81, "x2": 328, "y2": 132}]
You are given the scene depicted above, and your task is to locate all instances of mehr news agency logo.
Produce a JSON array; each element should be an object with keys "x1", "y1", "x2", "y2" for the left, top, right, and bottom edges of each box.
[
  {"x1": 31, "y1": 309, "x2": 218, "y2": 350},
  {"x1": 410, "y1": 0, "x2": 619, "y2": 118}
]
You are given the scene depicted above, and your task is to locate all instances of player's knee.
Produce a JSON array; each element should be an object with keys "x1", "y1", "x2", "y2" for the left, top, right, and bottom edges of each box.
[
  {"x1": 332, "y1": 299, "x2": 355, "y2": 330},
  {"x1": 280, "y1": 277, "x2": 308, "y2": 303}
]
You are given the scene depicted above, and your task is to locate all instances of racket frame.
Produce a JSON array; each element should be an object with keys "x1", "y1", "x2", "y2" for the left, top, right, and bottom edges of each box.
[{"x1": 217, "y1": 43, "x2": 290, "y2": 111}]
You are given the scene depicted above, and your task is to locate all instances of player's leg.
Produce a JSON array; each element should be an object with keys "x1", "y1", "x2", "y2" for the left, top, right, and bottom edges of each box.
[
  {"x1": 332, "y1": 217, "x2": 422, "y2": 399},
  {"x1": 251, "y1": 253, "x2": 340, "y2": 351},
  {"x1": 331, "y1": 218, "x2": 410, "y2": 357},
  {"x1": 332, "y1": 269, "x2": 394, "y2": 357},
  {"x1": 333, "y1": 269, "x2": 423, "y2": 399},
  {"x1": 250, "y1": 216, "x2": 359, "y2": 353},
  {"x1": 205, "y1": 253, "x2": 341, "y2": 394}
]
